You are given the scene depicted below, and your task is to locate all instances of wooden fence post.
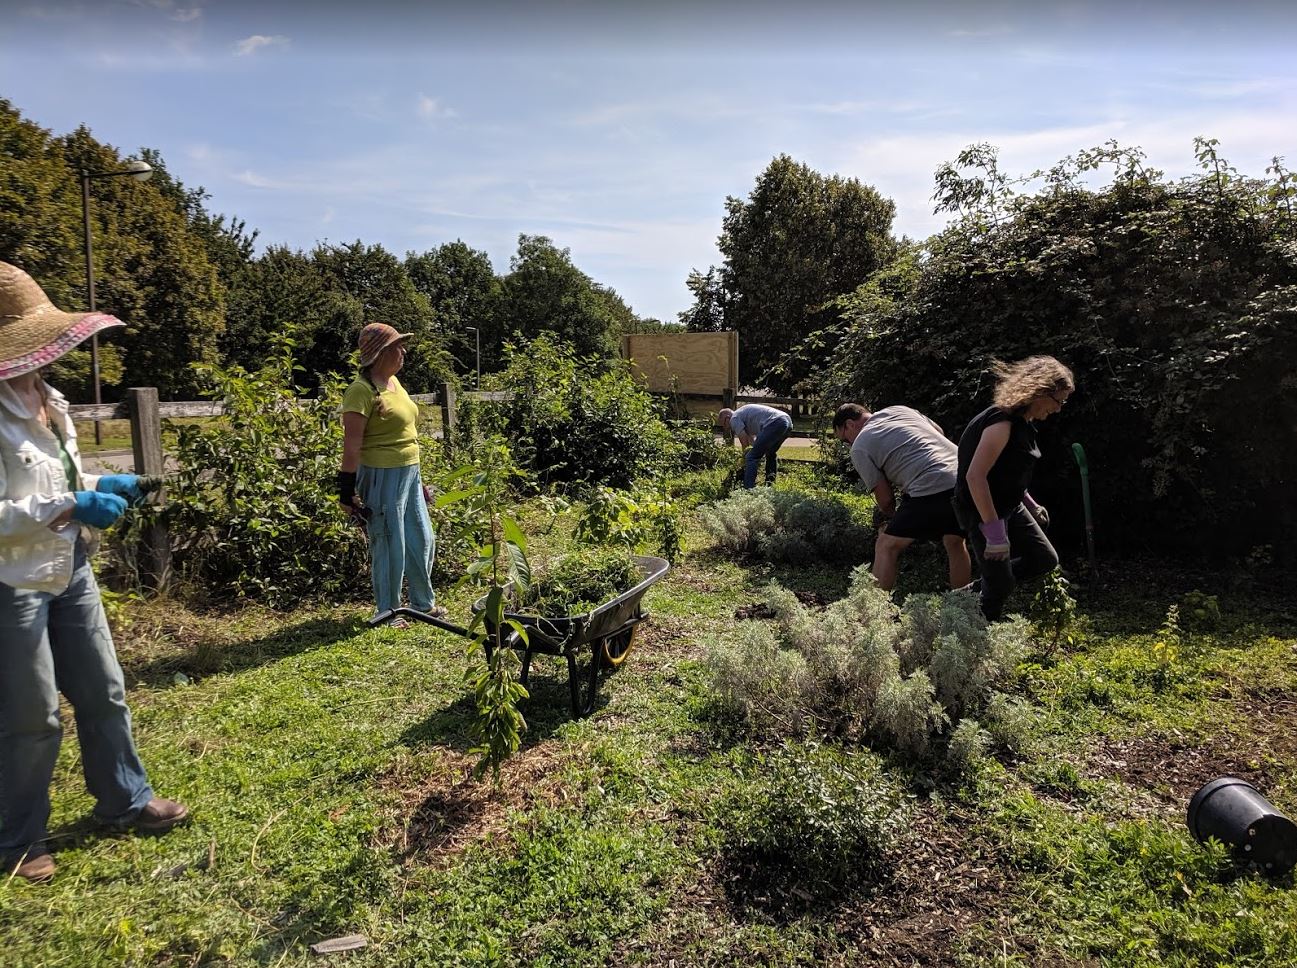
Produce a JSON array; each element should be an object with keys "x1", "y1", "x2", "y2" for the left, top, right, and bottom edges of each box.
[
  {"x1": 126, "y1": 387, "x2": 170, "y2": 589},
  {"x1": 440, "y1": 382, "x2": 457, "y2": 457}
]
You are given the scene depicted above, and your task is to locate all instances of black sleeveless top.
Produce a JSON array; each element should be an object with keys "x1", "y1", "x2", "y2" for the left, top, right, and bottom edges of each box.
[{"x1": 953, "y1": 405, "x2": 1039, "y2": 521}]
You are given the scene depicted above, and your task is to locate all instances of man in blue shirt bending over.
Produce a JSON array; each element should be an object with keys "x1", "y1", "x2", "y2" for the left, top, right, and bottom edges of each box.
[{"x1": 719, "y1": 403, "x2": 794, "y2": 489}]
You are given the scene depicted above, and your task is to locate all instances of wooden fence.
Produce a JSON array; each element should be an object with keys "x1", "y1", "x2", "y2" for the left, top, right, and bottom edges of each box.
[
  {"x1": 67, "y1": 384, "x2": 512, "y2": 588},
  {"x1": 67, "y1": 383, "x2": 820, "y2": 586}
]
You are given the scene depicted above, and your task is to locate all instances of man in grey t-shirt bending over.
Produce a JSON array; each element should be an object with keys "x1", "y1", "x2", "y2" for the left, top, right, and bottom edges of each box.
[{"x1": 832, "y1": 403, "x2": 971, "y2": 591}]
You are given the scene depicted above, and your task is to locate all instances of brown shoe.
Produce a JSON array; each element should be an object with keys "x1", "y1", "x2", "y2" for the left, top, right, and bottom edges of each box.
[
  {"x1": 133, "y1": 797, "x2": 190, "y2": 834},
  {"x1": 12, "y1": 852, "x2": 55, "y2": 883}
]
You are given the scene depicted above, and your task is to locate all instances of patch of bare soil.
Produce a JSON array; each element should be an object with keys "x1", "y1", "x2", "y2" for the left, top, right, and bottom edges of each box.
[
  {"x1": 1087, "y1": 692, "x2": 1297, "y2": 809},
  {"x1": 735, "y1": 589, "x2": 828, "y2": 620},
  {"x1": 376, "y1": 741, "x2": 572, "y2": 867},
  {"x1": 617, "y1": 803, "x2": 1070, "y2": 967},
  {"x1": 635, "y1": 616, "x2": 696, "y2": 660}
]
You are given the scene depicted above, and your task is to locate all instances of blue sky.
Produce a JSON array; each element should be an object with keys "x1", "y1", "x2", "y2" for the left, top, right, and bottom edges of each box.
[{"x1": 4, "y1": 0, "x2": 1295, "y2": 323}]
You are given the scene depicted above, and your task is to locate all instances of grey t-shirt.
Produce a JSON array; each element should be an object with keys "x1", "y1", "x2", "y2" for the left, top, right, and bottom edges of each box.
[
  {"x1": 729, "y1": 403, "x2": 789, "y2": 439},
  {"x1": 850, "y1": 405, "x2": 957, "y2": 498}
]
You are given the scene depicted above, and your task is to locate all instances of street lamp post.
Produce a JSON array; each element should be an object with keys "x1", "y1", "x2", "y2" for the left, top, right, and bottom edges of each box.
[
  {"x1": 80, "y1": 159, "x2": 153, "y2": 443},
  {"x1": 465, "y1": 326, "x2": 481, "y2": 389}
]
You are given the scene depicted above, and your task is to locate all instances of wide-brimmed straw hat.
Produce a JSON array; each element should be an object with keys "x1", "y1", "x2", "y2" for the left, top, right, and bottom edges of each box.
[
  {"x1": 357, "y1": 322, "x2": 413, "y2": 368},
  {"x1": 0, "y1": 261, "x2": 125, "y2": 381}
]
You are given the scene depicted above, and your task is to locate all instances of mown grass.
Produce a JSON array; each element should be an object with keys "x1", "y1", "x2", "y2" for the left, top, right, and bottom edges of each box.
[{"x1": 3, "y1": 468, "x2": 1296, "y2": 966}]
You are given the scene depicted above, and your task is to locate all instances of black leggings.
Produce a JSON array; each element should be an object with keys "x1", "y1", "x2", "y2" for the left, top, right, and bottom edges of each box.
[{"x1": 965, "y1": 503, "x2": 1059, "y2": 620}]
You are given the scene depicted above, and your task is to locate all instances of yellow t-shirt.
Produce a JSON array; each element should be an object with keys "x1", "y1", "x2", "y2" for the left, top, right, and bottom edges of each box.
[{"x1": 340, "y1": 376, "x2": 421, "y2": 468}]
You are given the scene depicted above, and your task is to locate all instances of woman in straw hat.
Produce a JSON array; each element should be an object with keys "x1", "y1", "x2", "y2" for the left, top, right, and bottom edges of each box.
[
  {"x1": 0, "y1": 261, "x2": 188, "y2": 884},
  {"x1": 336, "y1": 322, "x2": 442, "y2": 628}
]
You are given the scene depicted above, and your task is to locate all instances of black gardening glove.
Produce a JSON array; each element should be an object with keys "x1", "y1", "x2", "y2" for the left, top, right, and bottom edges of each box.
[{"x1": 336, "y1": 471, "x2": 372, "y2": 524}]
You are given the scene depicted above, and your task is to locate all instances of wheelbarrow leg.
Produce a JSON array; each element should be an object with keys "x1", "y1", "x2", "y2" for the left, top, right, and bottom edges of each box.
[
  {"x1": 520, "y1": 647, "x2": 533, "y2": 689},
  {"x1": 567, "y1": 643, "x2": 600, "y2": 718}
]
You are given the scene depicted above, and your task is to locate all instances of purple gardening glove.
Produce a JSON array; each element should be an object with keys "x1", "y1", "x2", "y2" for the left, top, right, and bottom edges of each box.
[
  {"x1": 979, "y1": 518, "x2": 1011, "y2": 561},
  {"x1": 1022, "y1": 492, "x2": 1050, "y2": 531}
]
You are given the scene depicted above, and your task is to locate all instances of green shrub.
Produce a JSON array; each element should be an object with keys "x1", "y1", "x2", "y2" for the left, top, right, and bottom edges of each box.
[
  {"x1": 465, "y1": 335, "x2": 683, "y2": 491},
  {"x1": 811, "y1": 142, "x2": 1297, "y2": 562},
  {"x1": 164, "y1": 340, "x2": 368, "y2": 608},
  {"x1": 1028, "y1": 569, "x2": 1079, "y2": 652},
  {"x1": 1181, "y1": 590, "x2": 1222, "y2": 631},
  {"x1": 722, "y1": 741, "x2": 908, "y2": 891},
  {"x1": 698, "y1": 487, "x2": 872, "y2": 565},
  {"x1": 946, "y1": 717, "x2": 992, "y2": 775}
]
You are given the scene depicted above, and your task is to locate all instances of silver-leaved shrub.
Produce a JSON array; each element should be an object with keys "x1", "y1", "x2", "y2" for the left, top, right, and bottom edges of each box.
[
  {"x1": 699, "y1": 488, "x2": 871, "y2": 564},
  {"x1": 706, "y1": 564, "x2": 1033, "y2": 767}
]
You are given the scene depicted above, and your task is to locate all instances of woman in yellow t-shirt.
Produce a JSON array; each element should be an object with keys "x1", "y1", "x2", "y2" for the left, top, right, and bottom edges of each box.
[{"x1": 336, "y1": 323, "x2": 441, "y2": 626}]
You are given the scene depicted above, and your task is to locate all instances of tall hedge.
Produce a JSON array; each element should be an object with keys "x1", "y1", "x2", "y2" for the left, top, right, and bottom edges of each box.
[{"x1": 812, "y1": 142, "x2": 1297, "y2": 561}]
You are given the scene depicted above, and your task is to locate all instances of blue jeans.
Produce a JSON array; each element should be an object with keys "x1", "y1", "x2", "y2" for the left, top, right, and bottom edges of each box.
[
  {"x1": 357, "y1": 463, "x2": 437, "y2": 614},
  {"x1": 0, "y1": 542, "x2": 153, "y2": 862},
  {"x1": 743, "y1": 414, "x2": 794, "y2": 488}
]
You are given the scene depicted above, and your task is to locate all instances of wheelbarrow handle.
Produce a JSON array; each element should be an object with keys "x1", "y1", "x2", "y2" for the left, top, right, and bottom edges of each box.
[{"x1": 367, "y1": 607, "x2": 472, "y2": 638}]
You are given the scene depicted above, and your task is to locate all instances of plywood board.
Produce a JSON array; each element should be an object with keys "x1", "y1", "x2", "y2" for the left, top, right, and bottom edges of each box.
[{"x1": 621, "y1": 332, "x2": 738, "y2": 394}]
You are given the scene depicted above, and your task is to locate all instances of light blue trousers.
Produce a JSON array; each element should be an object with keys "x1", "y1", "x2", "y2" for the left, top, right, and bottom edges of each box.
[
  {"x1": 0, "y1": 542, "x2": 154, "y2": 862},
  {"x1": 357, "y1": 463, "x2": 437, "y2": 614}
]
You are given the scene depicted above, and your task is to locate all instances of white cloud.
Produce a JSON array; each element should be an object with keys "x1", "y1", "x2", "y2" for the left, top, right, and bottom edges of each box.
[
  {"x1": 416, "y1": 94, "x2": 456, "y2": 120},
  {"x1": 233, "y1": 169, "x2": 281, "y2": 189},
  {"x1": 234, "y1": 34, "x2": 289, "y2": 57},
  {"x1": 171, "y1": 7, "x2": 202, "y2": 22}
]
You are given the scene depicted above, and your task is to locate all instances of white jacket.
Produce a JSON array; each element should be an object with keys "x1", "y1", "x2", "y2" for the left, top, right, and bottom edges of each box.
[{"x1": 0, "y1": 379, "x2": 103, "y2": 593}]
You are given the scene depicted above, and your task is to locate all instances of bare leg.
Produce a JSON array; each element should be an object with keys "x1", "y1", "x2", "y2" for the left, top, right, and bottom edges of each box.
[
  {"x1": 943, "y1": 533, "x2": 972, "y2": 588},
  {"x1": 871, "y1": 532, "x2": 914, "y2": 591}
]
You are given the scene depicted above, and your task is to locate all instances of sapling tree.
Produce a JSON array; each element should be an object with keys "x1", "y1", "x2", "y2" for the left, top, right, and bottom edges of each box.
[{"x1": 435, "y1": 437, "x2": 531, "y2": 778}]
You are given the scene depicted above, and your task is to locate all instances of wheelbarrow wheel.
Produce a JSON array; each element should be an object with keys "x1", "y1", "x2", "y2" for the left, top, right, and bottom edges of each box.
[
  {"x1": 601, "y1": 625, "x2": 638, "y2": 670},
  {"x1": 567, "y1": 643, "x2": 600, "y2": 718}
]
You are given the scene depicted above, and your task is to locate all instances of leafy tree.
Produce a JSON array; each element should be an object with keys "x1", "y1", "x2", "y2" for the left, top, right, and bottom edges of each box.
[
  {"x1": 1, "y1": 102, "x2": 228, "y2": 399},
  {"x1": 695, "y1": 155, "x2": 898, "y2": 390},
  {"x1": 306, "y1": 241, "x2": 451, "y2": 392},
  {"x1": 221, "y1": 245, "x2": 330, "y2": 372},
  {"x1": 811, "y1": 141, "x2": 1297, "y2": 560},
  {"x1": 405, "y1": 241, "x2": 504, "y2": 376},
  {"x1": 500, "y1": 234, "x2": 625, "y2": 359},
  {"x1": 0, "y1": 100, "x2": 83, "y2": 296},
  {"x1": 678, "y1": 267, "x2": 727, "y2": 332}
]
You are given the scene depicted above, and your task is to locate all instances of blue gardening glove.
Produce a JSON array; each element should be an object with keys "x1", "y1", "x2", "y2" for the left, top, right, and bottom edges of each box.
[
  {"x1": 97, "y1": 474, "x2": 145, "y2": 504},
  {"x1": 71, "y1": 491, "x2": 127, "y2": 529},
  {"x1": 979, "y1": 518, "x2": 1011, "y2": 561}
]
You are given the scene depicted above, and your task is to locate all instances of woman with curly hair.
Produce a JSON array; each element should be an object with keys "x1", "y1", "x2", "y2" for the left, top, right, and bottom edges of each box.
[{"x1": 953, "y1": 355, "x2": 1074, "y2": 620}]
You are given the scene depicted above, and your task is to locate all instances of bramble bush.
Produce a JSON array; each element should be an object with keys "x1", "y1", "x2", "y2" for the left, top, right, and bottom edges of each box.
[
  {"x1": 706, "y1": 566, "x2": 1033, "y2": 765},
  {"x1": 698, "y1": 487, "x2": 873, "y2": 565},
  {"x1": 163, "y1": 339, "x2": 368, "y2": 608},
  {"x1": 808, "y1": 140, "x2": 1297, "y2": 561}
]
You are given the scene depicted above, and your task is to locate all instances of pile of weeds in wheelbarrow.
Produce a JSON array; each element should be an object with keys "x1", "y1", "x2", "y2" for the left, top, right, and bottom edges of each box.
[{"x1": 521, "y1": 545, "x2": 640, "y2": 616}]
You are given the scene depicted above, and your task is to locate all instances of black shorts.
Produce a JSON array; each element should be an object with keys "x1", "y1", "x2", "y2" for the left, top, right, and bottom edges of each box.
[{"x1": 884, "y1": 489, "x2": 963, "y2": 541}]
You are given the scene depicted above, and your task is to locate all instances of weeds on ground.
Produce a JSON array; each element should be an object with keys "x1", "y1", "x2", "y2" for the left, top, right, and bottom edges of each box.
[{"x1": 719, "y1": 741, "x2": 909, "y2": 900}]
